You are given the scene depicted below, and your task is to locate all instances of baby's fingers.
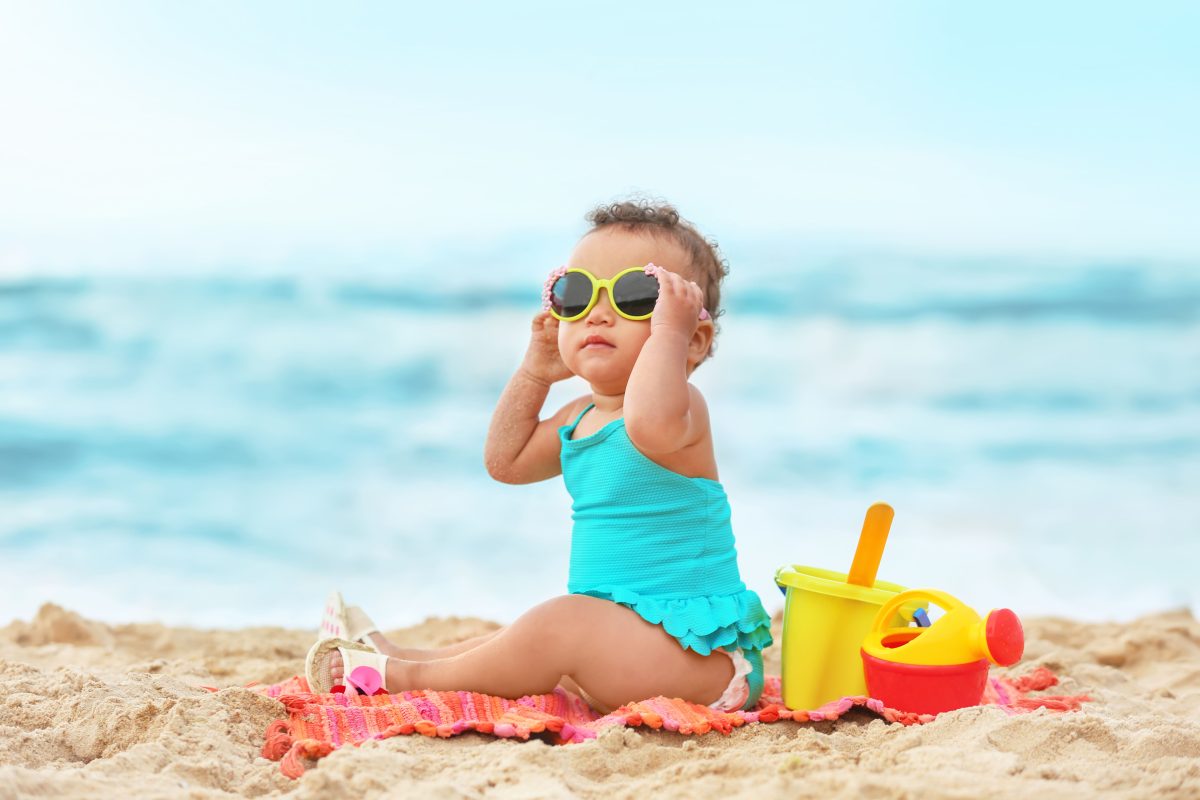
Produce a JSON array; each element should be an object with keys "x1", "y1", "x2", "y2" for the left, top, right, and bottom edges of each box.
[
  {"x1": 657, "y1": 268, "x2": 685, "y2": 297},
  {"x1": 659, "y1": 270, "x2": 702, "y2": 305},
  {"x1": 531, "y1": 309, "x2": 559, "y2": 331}
]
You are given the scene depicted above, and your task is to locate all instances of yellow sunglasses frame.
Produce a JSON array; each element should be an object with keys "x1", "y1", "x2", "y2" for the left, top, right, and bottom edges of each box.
[{"x1": 545, "y1": 266, "x2": 660, "y2": 322}]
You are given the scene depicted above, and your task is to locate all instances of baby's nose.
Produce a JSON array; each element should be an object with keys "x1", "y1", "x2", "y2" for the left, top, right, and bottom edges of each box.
[{"x1": 587, "y1": 289, "x2": 617, "y2": 321}]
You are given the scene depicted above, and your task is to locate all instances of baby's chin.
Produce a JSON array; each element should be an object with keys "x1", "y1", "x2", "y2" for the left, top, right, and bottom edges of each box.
[{"x1": 579, "y1": 370, "x2": 634, "y2": 395}]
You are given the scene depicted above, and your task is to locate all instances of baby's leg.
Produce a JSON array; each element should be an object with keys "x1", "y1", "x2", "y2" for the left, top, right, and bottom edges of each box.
[
  {"x1": 338, "y1": 595, "x2": 734, "y2": 712},
  {"x1": 358, "y1": 629, "x2": 583, "y2": 699},
  {"x1": 369, "y1": 629, "x2": 503, "y2": 661}
]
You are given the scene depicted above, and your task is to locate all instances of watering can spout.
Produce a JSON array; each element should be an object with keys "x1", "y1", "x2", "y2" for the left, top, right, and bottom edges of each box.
[{"x1": 981, "y1": 608, "x2": 1024, "y2": 666}]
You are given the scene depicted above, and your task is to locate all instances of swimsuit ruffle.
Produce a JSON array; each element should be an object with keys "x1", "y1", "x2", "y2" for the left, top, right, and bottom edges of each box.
[{"x1": 575, "y1": 586, "x2": 774, "y2": 656}]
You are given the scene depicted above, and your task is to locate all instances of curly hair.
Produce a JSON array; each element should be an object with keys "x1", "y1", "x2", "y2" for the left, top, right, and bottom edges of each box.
[{"x1": 584, "y1": 198, "x2": 730, "y2": 361}]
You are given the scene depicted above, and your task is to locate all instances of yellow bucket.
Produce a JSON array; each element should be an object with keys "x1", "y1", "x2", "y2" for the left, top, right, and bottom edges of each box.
[{"x1": 774, "y1": 564, "x2": 910, "y2": 711}]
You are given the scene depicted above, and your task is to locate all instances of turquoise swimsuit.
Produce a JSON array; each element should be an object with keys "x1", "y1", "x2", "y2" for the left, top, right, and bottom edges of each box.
[{"x1": 559, "y1": 403, "x2": 773, "y2": 710}]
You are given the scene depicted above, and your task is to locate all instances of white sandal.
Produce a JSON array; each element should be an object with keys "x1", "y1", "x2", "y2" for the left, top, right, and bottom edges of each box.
[
  {"x1": 318, "y1": 591, "x2": 382, "y2": 651},
  {"x1": 305, "y1": 637, "x2": 391, "y2": 695}
]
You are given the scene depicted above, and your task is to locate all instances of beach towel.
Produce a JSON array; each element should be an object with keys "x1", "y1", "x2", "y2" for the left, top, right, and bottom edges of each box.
[{"x1": 254, "y1": 668, "x2": 1089, "y2": 778}]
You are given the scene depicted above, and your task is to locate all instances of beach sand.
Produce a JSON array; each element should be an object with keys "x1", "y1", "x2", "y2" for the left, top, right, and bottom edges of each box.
[{"x1": 1, "y1": 604, "x2": 1198, "y2": 799}]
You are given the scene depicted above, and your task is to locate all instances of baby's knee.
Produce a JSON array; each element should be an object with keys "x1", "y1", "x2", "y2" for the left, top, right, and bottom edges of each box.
[
  {"x1": 519, "y1": 596, "x2": 603, "y2": 650},
  {"x1": 539, "y1": 595, "x2": 590, "y2": 624},
  {"x1": 531, "y1": 594, "x2": 603, "y2": 623}
]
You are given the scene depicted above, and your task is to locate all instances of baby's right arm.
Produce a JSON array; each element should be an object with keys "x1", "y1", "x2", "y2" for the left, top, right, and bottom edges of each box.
[{"x1": 484, "y1": 311, "x2": 587, "y2": 484}]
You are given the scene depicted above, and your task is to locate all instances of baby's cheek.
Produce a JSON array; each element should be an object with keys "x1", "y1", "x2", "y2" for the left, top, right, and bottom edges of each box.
[{"x1": 557, "y1": 325, "x2": 573, "y2": 363}]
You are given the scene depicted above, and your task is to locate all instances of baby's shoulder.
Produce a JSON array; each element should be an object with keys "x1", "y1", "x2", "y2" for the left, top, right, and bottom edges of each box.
[{"x1": 686, "y1": 382, "x2": 711, "y2": 423}]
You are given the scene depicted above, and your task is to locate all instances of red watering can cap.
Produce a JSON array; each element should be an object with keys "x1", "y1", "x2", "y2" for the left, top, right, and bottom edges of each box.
[{"x1": 985, "y1": 608, "x2": 1024, "y2": 666}]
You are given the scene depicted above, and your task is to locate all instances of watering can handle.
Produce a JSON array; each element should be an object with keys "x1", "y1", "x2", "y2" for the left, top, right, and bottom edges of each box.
[{"x1": 870, "y1": 588, "x2": 963, "y2": 636}]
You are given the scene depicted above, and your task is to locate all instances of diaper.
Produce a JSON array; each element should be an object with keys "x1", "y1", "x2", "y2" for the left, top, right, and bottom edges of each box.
[{"x1": 708, "y1": 648, "x2": 759, "y2": 712}]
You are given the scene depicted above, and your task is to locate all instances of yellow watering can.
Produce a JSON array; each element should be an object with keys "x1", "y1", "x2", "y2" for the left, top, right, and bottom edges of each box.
[{"x1": 860, "y1": 588, "x2": 1025, "y2": 714}]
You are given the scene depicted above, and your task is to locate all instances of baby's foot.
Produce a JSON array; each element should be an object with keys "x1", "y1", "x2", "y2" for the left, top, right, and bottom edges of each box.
[
  {"x1": 306, "y1": 639, "x2": 391, "y2": 695},
  {"x1": 328, "y1": 648, "x2": 413, "y2": 694}
]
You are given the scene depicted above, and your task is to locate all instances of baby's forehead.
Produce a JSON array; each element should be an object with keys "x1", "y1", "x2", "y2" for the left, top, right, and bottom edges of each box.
[{"x1": 568, "y1": 229, "x2": 696, "y2": 280}]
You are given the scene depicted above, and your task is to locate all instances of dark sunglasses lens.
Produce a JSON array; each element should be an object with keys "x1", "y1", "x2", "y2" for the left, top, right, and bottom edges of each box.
[
  {"x1": 551, "y1": 273, "x2": 593, "y2": 318},
  {"x1": 613, "y1": 271, "x2": 659, "y2": 317}
]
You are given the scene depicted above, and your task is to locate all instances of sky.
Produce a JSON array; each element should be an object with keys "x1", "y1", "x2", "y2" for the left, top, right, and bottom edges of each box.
[{"x1": 0, "y1": 1, "x2": 1197, "y2": 273}]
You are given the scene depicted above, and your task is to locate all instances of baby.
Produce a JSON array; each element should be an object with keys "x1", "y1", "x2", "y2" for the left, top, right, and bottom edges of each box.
[{"x1": 308, "y1": 199, "x2": 773, "y2": 713}]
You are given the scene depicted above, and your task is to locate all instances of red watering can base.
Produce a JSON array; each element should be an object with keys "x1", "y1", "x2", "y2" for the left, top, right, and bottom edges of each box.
[{"x1": 861, "y1": 651, "x2": 990, "y2": 715}]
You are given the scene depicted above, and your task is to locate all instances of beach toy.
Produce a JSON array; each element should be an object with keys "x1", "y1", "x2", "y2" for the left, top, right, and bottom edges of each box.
[
  {"x1": 861, "y1": 588, "x2": 1025, "y2": 715},
  {"x1": 774, "y1": 503, "x2": 918, "y2": 711}
]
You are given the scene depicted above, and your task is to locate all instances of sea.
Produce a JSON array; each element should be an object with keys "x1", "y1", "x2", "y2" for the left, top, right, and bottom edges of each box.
[{"x1": 1, "y1": 240, "x2": 1197, "y2": 629}]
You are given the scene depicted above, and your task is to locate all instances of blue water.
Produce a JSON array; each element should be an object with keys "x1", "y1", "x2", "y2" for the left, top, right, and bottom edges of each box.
[{"x1": 2, "y1": 247, "x2": 1197, "y2": 628}]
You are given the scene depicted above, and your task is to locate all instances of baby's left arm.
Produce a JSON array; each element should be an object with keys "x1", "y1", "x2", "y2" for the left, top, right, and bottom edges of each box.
[{"x1": 624, "y1": 268, "x2": 712, "y2": 455}]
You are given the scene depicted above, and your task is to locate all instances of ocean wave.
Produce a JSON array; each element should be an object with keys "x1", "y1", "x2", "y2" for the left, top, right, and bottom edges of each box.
[
  {"x1": 1, "y1": 257, "x2": 1197, "y2": 622},
  {"x1": 3, "y1": 256, "x2": 1196, "y2": 328}
]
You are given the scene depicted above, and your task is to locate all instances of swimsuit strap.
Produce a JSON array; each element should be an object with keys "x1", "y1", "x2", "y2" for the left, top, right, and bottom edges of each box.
[{"x1": 568, "y1": 403, "x2": 595, "y2": 431}]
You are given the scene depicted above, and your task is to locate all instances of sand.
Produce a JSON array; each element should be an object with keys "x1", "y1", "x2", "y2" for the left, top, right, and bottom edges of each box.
[{"x1": 2, "y1": 604, "x2": 1199, "y2": 799}]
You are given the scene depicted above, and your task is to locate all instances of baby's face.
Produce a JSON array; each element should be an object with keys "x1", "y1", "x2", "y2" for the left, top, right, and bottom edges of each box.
[{"x1": 557, "y1": 228, "x2": 696, "y2": 395}]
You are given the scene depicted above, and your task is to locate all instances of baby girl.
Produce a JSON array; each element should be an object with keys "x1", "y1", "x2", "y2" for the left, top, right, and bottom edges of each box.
[{"x1": 308, "y1": 199, "x2": 772, "y2": 713}]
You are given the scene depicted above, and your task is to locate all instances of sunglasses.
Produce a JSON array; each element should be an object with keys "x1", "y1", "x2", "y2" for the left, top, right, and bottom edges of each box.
[{"x1": 542, "y1": 264, "x2": 710, "y2": 322}]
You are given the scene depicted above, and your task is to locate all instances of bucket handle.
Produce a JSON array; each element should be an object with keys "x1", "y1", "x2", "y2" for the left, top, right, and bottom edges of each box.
[{"x1": 773, "y1": 566, "x2": 789, "y2": 597}]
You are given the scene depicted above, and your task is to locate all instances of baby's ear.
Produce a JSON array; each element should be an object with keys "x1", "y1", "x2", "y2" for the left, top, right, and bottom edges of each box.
[{"x1": 687, "y1": 319, "x2": 715, "y2": 370}]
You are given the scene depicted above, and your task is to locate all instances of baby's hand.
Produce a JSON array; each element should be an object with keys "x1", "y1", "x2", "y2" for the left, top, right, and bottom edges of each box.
[
  {"x1": 521, "y1": 310, "x2": 574, "y2": 385},
  {"x1": 648, "y1": 266, "x2": 707, "y2": 339}
]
